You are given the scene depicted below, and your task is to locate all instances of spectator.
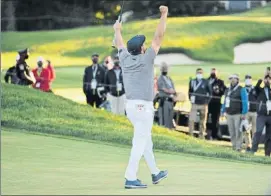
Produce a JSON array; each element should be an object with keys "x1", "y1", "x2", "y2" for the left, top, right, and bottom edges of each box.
[
  {"x1": 244, "y1": 75, "x2": 258, "y2": 152},
  {"x1": 16, "y1": 48, "x2": 36, "y2": 86},
  {"x1": 207, "y1": 68, "x2": 226, "y2": 140},
  {"x1": 32, "y1": 57, "x2": 51, "y2": 92},
  {"x1": 46, "y1": 60, "x2": 56, "y2": 92},
  {"x1": 157, "y1": 62, "x2": 176, "y2": 129},
  {"x1": 102, "y1": 56, "x2": 113, "y2": 71},
  {"x1": 188, "y1": 68, "x2": 212, "y2": 139},
  {"x1": 4, "y1": 55, "x2": 20, "y2": 84},
  {"x1": 83, "y1": 53, "x2": 106, "y2": 108},
  {"x1": 221, "y1": 74, "x2": 248, "y2": 151},
  {"x1": 154, "y1": 68, "x2": 158, "y2": 95},
  {"x1": 251, "y1": 75, "x2": 271, "y2": 157},
  {"x1": 105, "y1": 55, "x2": 126, "y2": 115}
]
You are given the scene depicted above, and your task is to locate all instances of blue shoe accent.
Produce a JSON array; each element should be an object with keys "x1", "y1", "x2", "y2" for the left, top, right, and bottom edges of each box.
[
  {"x1": 152, "y1": 170, "x2": 168, "y2": 184},
  {"x1": 125, "y1": 179, "x2": 147, "y2": 189}
]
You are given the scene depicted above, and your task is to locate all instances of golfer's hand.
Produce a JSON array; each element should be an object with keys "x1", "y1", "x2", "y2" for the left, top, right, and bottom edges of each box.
[
  {"x1": 113, "y1": 20, "x2": 122, "y2": 31},
  {"x1": 159, "y1": 5, "x2": 168, "y2": 15}
]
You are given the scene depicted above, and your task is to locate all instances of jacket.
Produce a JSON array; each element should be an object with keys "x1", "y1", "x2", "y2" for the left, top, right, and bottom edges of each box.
[
  {"x1": 221, "y1": 85, "x2": 248, "y2": 115},
  {"x1": 105, "y1": 68, "x2": 125, "y2": 97},
  {"x1": 255, "y1": 79, "x2": 271, "y2": 116},
  {"x1": 188, "y1": 78, "x2": 211, "y2": 105},
  {"x1": 32, "y1": 67, "x2": 51, "y2": 92},
  {"x1": 47, "y1": 64, "x2": 56, "y2": 82},
  {"x1": 4, "y1": 66, "x2": 20, "y2": 84},
  {"x1": 83, "y1": 64, "x2": 106, "y2": 95},
  {"x1": 16, "y1": 60, "x2": 34, "y2": 86},
  {"x1": 245, "y1": 86, "x2": 258, "y2": 112},
  {"x1": 208, "y1": 77, "x2": 226, "y2": 104}
]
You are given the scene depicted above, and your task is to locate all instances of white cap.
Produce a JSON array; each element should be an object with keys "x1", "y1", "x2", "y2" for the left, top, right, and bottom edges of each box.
[
  {"x1": 229, "y1": 74, "x2": 239, "y2": 79},
  {"x1": 37, "y1": 56, "x2": 44, "y2": 63}
]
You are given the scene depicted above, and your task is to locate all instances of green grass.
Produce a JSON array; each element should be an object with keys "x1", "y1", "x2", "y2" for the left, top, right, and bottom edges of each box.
[
  {"x1": 237, "y1": 3, "x2": 271, "y2": 17},
  {"x1": 2, "y1": 130, "x2": 271, "y2": 195},
  {"x1": 2, "y1": 83, "x2": 271, "y2": 164},
  {"x1": 2, "y1": 5, "x2": 271, "y2": 69}
]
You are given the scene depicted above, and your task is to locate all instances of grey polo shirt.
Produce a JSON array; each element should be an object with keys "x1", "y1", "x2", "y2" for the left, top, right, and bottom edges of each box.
[{"x1": 118, "y1": 47, "x2": 156, "y2": 101}]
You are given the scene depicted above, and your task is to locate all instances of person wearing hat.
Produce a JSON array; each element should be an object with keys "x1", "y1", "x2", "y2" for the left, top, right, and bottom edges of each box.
[
  {"x1": 243, "y1": 75, "x2": 258, "y2": 152},
  {"x1": 157, "y1": 62, "x2": 176, "y2": 129},
  {"x1": 46, "y1": 60, "x2": 56, "y2": 92},
  {"x1": 206, "y1": 68, "x2": 226, "y2": 140},
  {"x1": 251, "y1": 74, "x2": 271, "y2": 156},
  {"x1": 15, "y1": 48, "x2": 36, "y2": 86},
  {"x1": 113, "y1": 5, "x2": 169, "y2": 189},
  {"x1": 221, "y1": 74, "x2": 248, "y2": 151},
  {"x1": 188, "y1": 68, "x2": 212, "y2": 139},
  {"x1": 83, "y1": 53, "x2": 106, "y2": 108},
  {"x1": 104, "y1": 55, "x2": 126, "y2": 115},
  {"x1": 32, "y1": 57, "x2": 51, "y2": 92},
  {"x1": 4, "y1": 55, "x2": 20, "y2": 84}
]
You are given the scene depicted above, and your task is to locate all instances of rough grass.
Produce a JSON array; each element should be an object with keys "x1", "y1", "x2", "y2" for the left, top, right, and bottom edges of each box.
[
  {"x1": 2, "y1": 83, "x2": 271, "y2": 164},
  {"x1": 2, "y1": 5, "x2": 271, "y2": 68}
]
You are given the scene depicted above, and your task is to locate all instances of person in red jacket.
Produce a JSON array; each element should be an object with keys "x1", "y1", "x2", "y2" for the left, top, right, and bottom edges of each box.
[
  {"x1": 46, "y1": 60, "x2": 55, "y2": 92},
  {"x1": 32, "y1": 57, "x2": 51, "y2": 92}
]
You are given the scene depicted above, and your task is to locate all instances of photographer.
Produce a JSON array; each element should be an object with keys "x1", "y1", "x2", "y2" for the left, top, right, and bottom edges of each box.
[
  {"x1": 104, "y1": 55, "x2": 126, "y2": 115},
  {"x1": 207, "y1": 68, "x2": 226, "y2": 140},
  {"x1": 83, "y1": 53, "x2": 106, "y2": 108},
  {"x1": 4, "y1": 55, "x2": 20, "y2": 84},
  {"x1": 251, "y1": 72, "x2": 271, "y2": 157}
]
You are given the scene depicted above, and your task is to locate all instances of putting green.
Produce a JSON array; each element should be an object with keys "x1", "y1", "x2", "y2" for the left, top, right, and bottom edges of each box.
[{"x1": 2, "y1": 130, "x2": 270, "y2": 195}]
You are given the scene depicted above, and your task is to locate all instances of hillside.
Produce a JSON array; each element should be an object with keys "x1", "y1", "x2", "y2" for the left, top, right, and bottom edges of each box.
[
  {"x1": 2, "y1": 83, "x2": 271, "y2": 164},
  {"x1": 2, "y1": 5, "x2": 271, "y2": 68}
]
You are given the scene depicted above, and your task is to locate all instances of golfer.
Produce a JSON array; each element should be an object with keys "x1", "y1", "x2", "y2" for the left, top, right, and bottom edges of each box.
[{"x1": 113, "y1": 5, "x2": 169, "y2": 189}]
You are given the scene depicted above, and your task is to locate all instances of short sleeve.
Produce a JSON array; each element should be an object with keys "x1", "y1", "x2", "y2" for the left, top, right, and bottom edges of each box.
[
  {"x1": 118, "y1": 47, "x2": 130, "y2": 62},
  {"x1": 144, "y1": 47, "x2": 156, "y2": 64},
  {"x1": 157, "y1": 76, "x2": 165, "y2": 91}
]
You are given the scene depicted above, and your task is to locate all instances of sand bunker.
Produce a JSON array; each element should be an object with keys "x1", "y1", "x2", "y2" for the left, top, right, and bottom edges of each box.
[
  {"x1": 233, "y1": 40, "x2": 271, "y2": 64},
  {"x1": 154, "y1": 53, "x2": 203, "y2": 66}
]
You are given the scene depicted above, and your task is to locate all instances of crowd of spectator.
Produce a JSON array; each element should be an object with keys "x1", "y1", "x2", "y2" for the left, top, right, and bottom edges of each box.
[{"x1": 4, "y1": 48, "x2": 55, "y2": 93}]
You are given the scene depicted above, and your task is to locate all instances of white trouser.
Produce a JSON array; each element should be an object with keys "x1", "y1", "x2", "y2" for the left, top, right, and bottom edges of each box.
[
  {"x1": 125, "y1": 99, "x2": 160, "y2": 181},
  {"x1": 107, "y1": 93, "x2": 126, "y2": 115}
]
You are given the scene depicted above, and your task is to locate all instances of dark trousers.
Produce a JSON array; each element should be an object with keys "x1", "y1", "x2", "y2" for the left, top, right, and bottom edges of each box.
[
  {"x1": 86, "y1": 94, "x2": 103, "y2": 108},
  {"x1": 252, "y1": 115, "x2": 271, "y2": 156},
  {"x1": 207, "y1": 102, "x2": 221, "y2": 139}
]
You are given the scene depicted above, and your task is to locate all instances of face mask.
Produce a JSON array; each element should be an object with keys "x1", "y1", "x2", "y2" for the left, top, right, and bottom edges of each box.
[
  {"x1": 37, "y1": 62, "x2": 43, "y2": 68},
  {"x1": 210, "y1": 73, "x2": 216, "y2": 78},
  {"x1": 196, "y1": 74, "x2": 203, "y2": 80},
  {"x1": 114, "y1": 61, "x2": 120, "y2": 67},
  {"x1": 92, "y1": 58, "x2": 98, "y2": 64},
  {"x1": 245, "y1": 79, "x2": 252, "y2": 86},
  {"x1": 162, "y1": 71, "x2": 167, "y2": 76},
  {"x1": 265, "y1": 82, "x2": 270, "y2": 87}
]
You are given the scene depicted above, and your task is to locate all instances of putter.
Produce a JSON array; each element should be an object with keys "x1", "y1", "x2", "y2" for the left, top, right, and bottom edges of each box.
[{"x1": 112, "y1": 0, "x2": 125, "y2": 48}]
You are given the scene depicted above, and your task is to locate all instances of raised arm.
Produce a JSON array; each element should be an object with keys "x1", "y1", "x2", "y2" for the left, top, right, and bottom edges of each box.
[
  {"x1": 151, "y1": 6, "x2": 168, "y2": 55},
  {"x1": 113, "y1": 20, "x2": 125, "y2": 50}
]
